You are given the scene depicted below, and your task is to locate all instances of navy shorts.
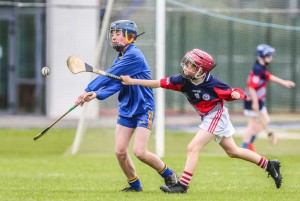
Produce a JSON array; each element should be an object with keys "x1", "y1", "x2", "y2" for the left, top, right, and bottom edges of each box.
[
  {"x1": 244, "y1": 100, "x2": 265, "y2": 110},
  {"x1": 117, "y1": 110, "x2": 155, "y2": 130}
]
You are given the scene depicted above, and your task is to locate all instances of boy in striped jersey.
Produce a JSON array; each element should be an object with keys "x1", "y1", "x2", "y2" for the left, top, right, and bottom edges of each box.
[
  {"x1": 121, "y1": 48, "x2": 282, "y2": 193},
  {"x1": 242, "y1": 44, "x2": 295, "y2": 151}
]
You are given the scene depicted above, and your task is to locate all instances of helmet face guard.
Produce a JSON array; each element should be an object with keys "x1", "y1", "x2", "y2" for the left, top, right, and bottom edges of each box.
[
  {"x1": 256, "y1": 44, "x2": 275, "y2": 64},
  {"x1": 181, "y1": 55, "x2": 204, "y2": 80},
  {"x1": 181, "y1": 49, "x2": 215, "y2": 80},
  {"x1": 264, "y1": 56, "x2": 273, "y2": 64},
  {"x1": 109, "y1": 20, "x2": 138, "y2": 52}
]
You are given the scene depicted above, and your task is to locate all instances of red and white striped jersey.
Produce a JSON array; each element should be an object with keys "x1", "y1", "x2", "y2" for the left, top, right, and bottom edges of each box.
[
  {"x1": 160, "y1": 73, "x2": 246, "y2": 116},
  {"x1": 245, "y1": 61, "x2": 271, "y2": 101}
]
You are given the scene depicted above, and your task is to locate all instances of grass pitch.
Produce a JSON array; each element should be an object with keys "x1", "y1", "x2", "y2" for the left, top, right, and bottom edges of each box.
[{"x1": 0, "y1": 128, "x2": 299, "y2": 201}]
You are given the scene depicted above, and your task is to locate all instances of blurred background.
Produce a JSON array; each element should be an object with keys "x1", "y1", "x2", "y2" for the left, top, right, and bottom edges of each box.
[
  {"x1": 0, "y1": 2, "x2": 299, "y2": 198},
  {"x1": 0, "y1": 0, "x2": 299, "y2": 119}
]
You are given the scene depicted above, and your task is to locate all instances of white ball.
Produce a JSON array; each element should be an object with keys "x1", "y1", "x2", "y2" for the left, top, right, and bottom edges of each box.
[{"x1": 41, "y1": 67, "x2": 50, "y2": 76}]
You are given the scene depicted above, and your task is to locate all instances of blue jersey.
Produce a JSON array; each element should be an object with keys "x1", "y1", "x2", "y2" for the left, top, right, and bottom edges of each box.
[
  {"x1": 85, "y1": 44, "x2": 155, "y2": 117},
  {"x1": 160, "y1": 74, "x2": 246, "y2": 116}
]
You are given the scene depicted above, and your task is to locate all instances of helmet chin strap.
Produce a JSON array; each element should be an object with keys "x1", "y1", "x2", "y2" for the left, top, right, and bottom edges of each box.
[
  {"x1": 264, "y1": 57, "x2": 272, "y2": 65},
  {"x1": 257, "y1": 57, "x2": 271, "y2": 66},
  {"x1": 194, "y1": 68, "x2": 205, "y2": 79},
  {"x1": 182, "y1": 74, "x2": 204, "y2": 81},
  {"x1": 113, "y1": 31, "x2": 146, "y2": 52},
  {"x1": 181, "y1": 69, "x2": 205, "y2": 80},
  {"x1": 113, "y1": 44, "x2": 128, "y2": 52}
]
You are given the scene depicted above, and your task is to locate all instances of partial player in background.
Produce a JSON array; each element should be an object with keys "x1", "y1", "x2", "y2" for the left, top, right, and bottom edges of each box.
[
  {"x1": 242, "y1": 44, "x2": 296, "y2": 152},
  {"x1": 75, "y1": 20, "x2": 178, "y2": 192},
  {"x1": 121, "y1": 48, "x2": 282, "y2": 193}
]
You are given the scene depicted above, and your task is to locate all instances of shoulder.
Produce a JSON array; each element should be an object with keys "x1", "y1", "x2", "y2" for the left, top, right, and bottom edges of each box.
[
  {"x1": 122, "y1": 46, "x2": 145, "y2": 63},
  {"x1": 126, "y1": 44, "x2": 143, "y2": 56},
  {"x1": 169, "y1": 74, "x2": 185, "y2": 84},
  {"x1": 204, "y1": 73, "x2": 219, "y2": 83},
  {"x1": 208, "y1": 74, "x2": 230, "y2": 87},
  {"x1": 252, "y1": 63, "x2": 265, "y2": 74}
]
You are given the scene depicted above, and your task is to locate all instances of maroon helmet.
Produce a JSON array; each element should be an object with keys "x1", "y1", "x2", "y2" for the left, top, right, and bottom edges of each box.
[{"x1": 181, "y1": 49, "x2": 215, "y2": 79}]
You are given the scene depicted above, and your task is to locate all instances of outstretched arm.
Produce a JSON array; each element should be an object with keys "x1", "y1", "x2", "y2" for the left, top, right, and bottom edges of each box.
[
  {"x1": 214, "y1": 87, "x2": 247, "y2": 101},
  {"x1": 270, "y1": 75, "x2": 296, "y2": 88},
  {"x1": 121, "y1": 75, "x2": 161, "y2": 88},
  {"x1": 248, "y1": 87, "x2": 259, "y2": 111},
  {"x1": 231, "y1": 91, "x2": 241, "y2": 99}
]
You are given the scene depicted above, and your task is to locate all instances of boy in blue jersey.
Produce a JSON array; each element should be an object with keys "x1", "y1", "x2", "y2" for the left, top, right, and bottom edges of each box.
[
  {"x1": 75, "y1": 20, "x2": 178, "y2": 192},
  {"x1": 242, "y1": 44, "x2": 296, "y2": 152},
  {"x1": 121, "y1": 48, "x2": 282, "y2": 193}
]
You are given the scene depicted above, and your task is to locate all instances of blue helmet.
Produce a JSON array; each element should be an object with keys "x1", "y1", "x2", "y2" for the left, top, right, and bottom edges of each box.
[
  {"x1": 256, "y1": 44, "x2": 275, "y2": 58},
  {"x1": 109, "y1": 20, "x2": 138, "y2": 37},
  {"x1": 109, "y1": 20, "x2": 138, "y2": 52}
]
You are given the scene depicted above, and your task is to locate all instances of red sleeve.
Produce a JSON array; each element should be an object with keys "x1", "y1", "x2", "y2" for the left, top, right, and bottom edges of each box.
[
  {"x1": 247, "y1": 70, "x2": 271, "y2": 89},
  {"x1": 160, "y1": 77, "x2": 182, "y2": 92},
  {"x1": 214, "y1": 88, "x2": 247, "y2": 101},
  {"x1": 247, "y1": 73, "x2": 260, "y2": 89},
  {"x1": 265, "y1": 70, "x2": 271, "y2": 81}
]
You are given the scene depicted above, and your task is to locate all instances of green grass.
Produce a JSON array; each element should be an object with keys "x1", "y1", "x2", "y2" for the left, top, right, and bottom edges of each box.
[{"x1": 0, "y1": 128, "x2": 300, "y2": 201}]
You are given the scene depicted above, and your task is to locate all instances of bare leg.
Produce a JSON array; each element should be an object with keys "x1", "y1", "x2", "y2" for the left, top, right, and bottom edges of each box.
[
  {"x1": 243, "y1": 116, "x2": 260, "y2": 143},
  {"x1": 159, "y1": 129, "x2": 213, "y2": 193},
  {"x1": 184, "y1": 129, "x2": 213, "y2": 173},
  {"x1": 220, "y1": 136, "x2": 261, "y2": 163},
  {"x1": 133, "y1": 127, "x2": 165, "y2": 171},
  {"x1": 258, "y1": 110, "x2": 277, "y2": 145},
  {"x1": 258, "y1": 109, "x2": 271, "y2": 133},
  {"x1": 114, "y1": 124, "x2": 136, "y2": 179},
  {"x1": 220, "y1": 136, "x2": 283, "y2": 188}
]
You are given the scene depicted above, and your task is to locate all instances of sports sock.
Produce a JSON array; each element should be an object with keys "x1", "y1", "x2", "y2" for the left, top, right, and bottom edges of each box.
[
  {"x1": 242, "y1": 142, "x2": 248, "y2": 148},
  {"x1": 257, "y1": 157, "x2": 268, "y2": 170},
  {"x1": 179, "y1": 171, "x2": 193, "y2": 187},
  {"x1": 128, "y1": 176, "x2": 142, "y2": 190},
  {"x1": 250, "y1": 135, "x2": 256, "y2": 143},
  {"x1": 158, "y1": 164, "x2": 173, "y2": 178}
]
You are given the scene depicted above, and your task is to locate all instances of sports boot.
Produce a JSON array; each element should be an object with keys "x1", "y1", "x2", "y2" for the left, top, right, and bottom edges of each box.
[
  {"x1": 268, "y1": 132, "x2": 278, "y2": 145},
  {"x1": 248, "y1": 143, "x2": 256, "y2": 152},
  {"x1": 160, "y1": 182, "x2": 188, "y2": 193},
  {"x1": 164, "y1": 171, "x2": 179, "y2": 186},
  {"x1": 121, "y1": 187, "x2": 143, "y2": 192},
  {"x1": 266, "y1": 160, "x2": 282, "y2": 188}
]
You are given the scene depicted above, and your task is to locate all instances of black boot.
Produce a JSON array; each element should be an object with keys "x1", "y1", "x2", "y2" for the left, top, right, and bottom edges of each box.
[
  {"x1": 121, "y1": 186, "x2": 143, "y2": 192},
  {"x1": 160, "y1": 182, "x2": 188, "y2": 193},
  {"x1": 266, "y1": 160, "x2": 282, "y2": 189},
  {"x1": 164, "y1": 171, "x2": 179, "y2": 187}
]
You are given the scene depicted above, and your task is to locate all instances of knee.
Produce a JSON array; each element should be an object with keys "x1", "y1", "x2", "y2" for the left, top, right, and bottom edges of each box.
[
  {"x1": 115, "y1": 148, "x2": 127, "y2": 160},
  {"x1": 225, "y1": 149, "x2": 239, "y2": 158},
  {"x1": 133, "y1": 147, "x2": 147, "y2": 161},
  {"x1": 186, "y1": 142, "x2": 201, "y2": 155}
]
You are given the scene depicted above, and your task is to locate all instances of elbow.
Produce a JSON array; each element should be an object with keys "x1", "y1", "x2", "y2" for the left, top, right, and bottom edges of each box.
[
  {"x1": 97, "y1": 95, "x2": 106, "y2": 100},
  {"x1": 95, "y1": 92, "x2": 106, "y2": 100}
]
